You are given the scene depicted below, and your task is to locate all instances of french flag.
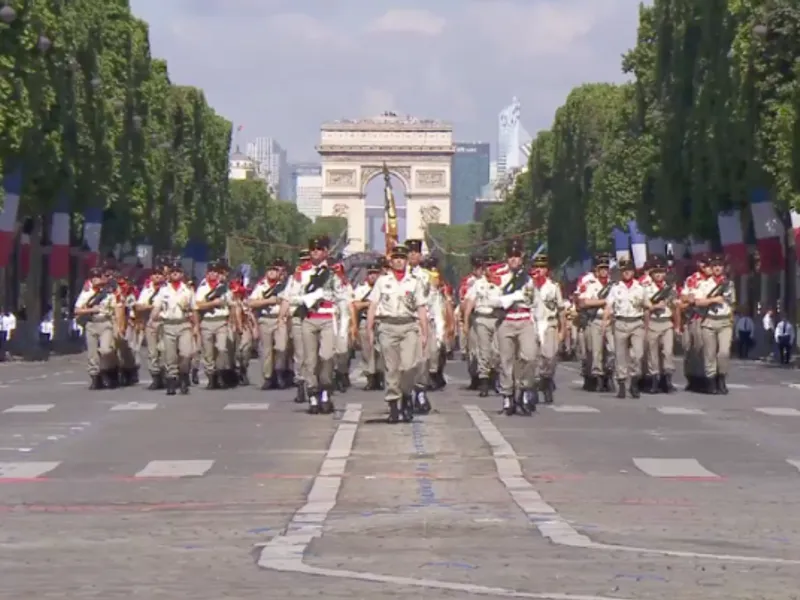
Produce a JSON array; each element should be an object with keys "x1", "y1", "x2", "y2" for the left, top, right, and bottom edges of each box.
[
  {"x1": 647, "y1": 236, "x2": 666, "y2": 257},
  {"x1": 0, "y1": 167, "x2": 22, "y2": 268},
  {"x1": 181, "y1": 241, "x2": 196, "y2": 275},
  {"x1": 19, "y1": 218, "x2": 32, "y2": 277},
  {"x1": 750, "y1": 188, "x2": 784, "y2": 273},
  {"x1": 790, "y1": 210, "x2": 800, "y2": 262},
  {"x1": 628, "y1": 220, "x2": 647, "y2": 269},
  {"x1": 612, "y1": 227, "x2": 630, "y2": 263},
  {"x1": 83, "y1": 207, "x2": 103, "y2": 268},
  {"x1": 717, "y1": 210, "x2": 749, "y2": 275},
  {"x1": 49, "y1": 192, "x2": 71, "y2": 279},
  {"x1": 192, "y1": 242, "x2": 208, "y2": 281}
]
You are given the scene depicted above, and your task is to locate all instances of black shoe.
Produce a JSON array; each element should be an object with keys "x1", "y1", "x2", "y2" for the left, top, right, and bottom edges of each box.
[
  {"x1": 191, "y1": 368, "x2": 199, "y2": 385},
  {"x1": 516, "y1": 390, "x2": 534, "y2": 415},
  {"x1": 478, "y1": 378, "x2": 490, "y2": 397},
  {"x1": 387, "y1": 400, "x2": 400, "y2": 423},
  {"x1": 102, "y1": 370, "x2": 118, "y2": 389},
  {"x1": 148, "y1": 373, "x2": 162, "y2": 390},
  {"x1": 206, "y1": 373, "x2": 218, "y2": 390},
  {"x1": 400, "y1": 394, "x2": 414, "y2": 421},
  {"x1": 616, "y1": 381, "x2": 626, "y2": 398},
  {"x1": 89, "y1": 375, "x2": 102, "y2": 390},
  {"x1": 261, "y1": 379, "x2": 271, "y2": 391},
  {"x1": 166, "y1": 377, "x2": 177, "y2": 396},
  {"x1": 647, "y1": 377, "x2": 659, "y2": 394},
  {"x1": 319, "y1": 390, "x2": 335, "y2": 414},
  {"x1": 376, "y1": 372, "x2": 385, "y2": 390},
  {"x1": 294, "y1": 382, "x2": 307, "y2": 404},
  {"x1": 466, "y1": 375, "x2": 480, "y2": 390},
  {"x1": 716, "y1": 374, "x2": 728, "y2": 395},
  {"x1": 705, "y1": 377, "x2": 718, "y2": 394},
  {"x1": 342, "y1": 373, "x2": 351, "y2": 390},
  {"x1": 685, "y1": 376, "x2": 696, "y2": 392},
  {"x1": 541, "y1": 378, "x2": 554, "y2": 404},
  {"x1": 582, "y1": 376, "x2": 590, "y2": 391},
  {"x1": 661, "y1": 374, "x2": 675, "y2": 393},
  {"x1": 179, "y1": 373, "x2": 190, "y2": 395},
  {"x1": 334, "y1": 372, "x2": 347, "y2": 393},
  {"x1": 129, "y1": 369, "x2": 140, "y2": 384},
  {"x1": 307, "y1": 391, "x2": 320, "y2": 414},
  {"x1": 501, "y1": 395, "x2": 515, "y2": 416},
  {"x1": 276, "y1": 371, "x2": 290, "y2": 389},
  {"x1": 414, "y1": 389, "x2": 431, "y2": 414},
  {"x1": 630, "y1": 378, "x2": 641, "y2": 399}
]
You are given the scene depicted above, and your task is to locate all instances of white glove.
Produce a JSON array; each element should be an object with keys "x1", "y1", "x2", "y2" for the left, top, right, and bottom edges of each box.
[{"x1": 302, "y1": 289, "x2": 324, "y2": 308}]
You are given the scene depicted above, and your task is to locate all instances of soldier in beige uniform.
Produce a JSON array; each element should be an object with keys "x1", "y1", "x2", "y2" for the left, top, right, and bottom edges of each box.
[
  {"x1": 350, "y1": 262, "x2": 383, "y2": 390},
  {"x1": 641, "y1": 257, "x2": 680, "y2": 393},
  {"x1": 366, "y1": 244, "x2": 429, "y2": 423},
  {"x1": 74, "y1": 267, "x2": 123, "y2": 389},
  {"x1": 680, "y1": 255, "x2": 710, "y2": 391},
  {"x1": 460, "y1": 255, "x2": 486, "y2": 389},
  {"x1": 149, "y1": 260, "x2": 196, "y2": 395},
  {"x1": 689, "y1": 253, "x2": 735, "y2": 394},
  {"x1": 462, "y1": 264, "x2": 499, "y2": 397},
  {"x1": 280, "y1": 252, "x2": 312, "y2": 402},
  {"x1": 530, "y1": 254, "x2": 564, "y2": 404},
  {"x1": 115, "y1": 277, "x2": 140, "y2": 386},
  {"x1": 423, "y1": 259, "x2": 447, "y2": 392},
  {"x1": 404, "y1": 239, "x2": 435, "y2": 412},
  {"x1": 492, "y1": 239, "x2": 539, "y2": 415},
  {"x1": 135, "y1": 257, "x2": 167, "y2": 389},
  {"x1": 602, "y1": 258, "x2": 650, "y2": 398},
  {"x1": 249, "y1": 259, "x2": 289, "y2": 390},
  {"x1": 578, "y1": 254, "x2": 615, "y2": 392},
  {"x1": 195, "y1": 260, "x2": 236, "y2": 389},
  {"x1": 332, "y1": 261, "x2": 354, "y2": 392}
]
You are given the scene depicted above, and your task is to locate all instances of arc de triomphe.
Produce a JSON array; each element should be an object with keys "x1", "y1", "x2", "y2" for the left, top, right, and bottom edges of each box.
[{"x1": 317, "y1": 113, "x2": 454, "y2": 254}]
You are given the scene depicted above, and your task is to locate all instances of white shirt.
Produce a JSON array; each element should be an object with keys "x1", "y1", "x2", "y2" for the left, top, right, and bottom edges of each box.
[
  {"x1": 155, "y1": 282, "x2": 196, "y2": 322},
  {"x1": 194, "y1": 281, "x2": 233, "y2": 318},
  {"x1": 763, "y1": 313, "x2": 775, "y2": 331},
  {"x1": 775, "y1": 320, "x2": 795, "y2": 343}
]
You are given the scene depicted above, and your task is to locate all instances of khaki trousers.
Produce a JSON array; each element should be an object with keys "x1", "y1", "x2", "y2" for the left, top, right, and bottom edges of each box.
[
  {"x1": 646, "y1": 319, "x2": 675, "y2": 376},
  {"x1": 496, "y1": 318, "x2": 538, "y2": 395},
  {"x1": 199, "y1": 318, "x2": 231, "y2": 374},
  {"x1": 145, "y1": 323, "x2": 163, "y2": 375},
  {"x1": 258, "y1": 317, "x2": 288, "y2": 378},
  {"x1": 86, "y1": 320, "x2": 115, "y2": 376},
  {"x1": 584, "y1": 320, "x2": 614, "y2": 376},
  {"x1": 702, "y1": 318, "x2": 733, "y2": 377},
  {"x1": 358, "y1": 320, "x2": 382, "y2": 374},
  {"x1": 117, "y1": 327, "x2": 138, "y2": 369},
  {"x1": 300, "y1": 317, "x2": 335, "y2": 390},
  {"x1": 163, "y1": 321, "x2": 193, "y2": 377},
  {"x1": 682, "y1": 319, "x2": 704, "y2": 378},
  {"x1": 473, "y1": 315, "x2": 497, "y2": 378},
  {"x1": 291, "y1": 316, "x2": 304, "y2": 381},
  {"x1": 376, "y1": 319, "x2": 419, "y2": 402},
  {"x1": 613, "y1": 318, "x2": 644, "y2": 381},
  {"x1": 538, "y1": 322, "x2": 559, "y2": 378}
]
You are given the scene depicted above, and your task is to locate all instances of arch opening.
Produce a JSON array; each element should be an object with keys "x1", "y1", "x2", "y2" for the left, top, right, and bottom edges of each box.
[{"x1": 363, "y1": 172, "x2": 407, "y2": 253}]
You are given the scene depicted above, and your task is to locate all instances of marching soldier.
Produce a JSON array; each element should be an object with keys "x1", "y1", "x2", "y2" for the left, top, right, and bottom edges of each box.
[
  {"x1": 74, "y1": 267, "x2": 123, "y2": 389},
  {"x1": 680, "y1": 255, "x2": 710, "y2": 391},
  {"x1": 422, "y1": 257, "x2": 447, "y2": 391},
  {"x1": 249, "y1": 259, "x2": 289, "y2": 390},
  {"x1": 149, "y1": 260, "x2": 196, "y2": 395},
  {"x1": 332, "y1": 260, "x2": 353, "y2": 392},
  {"x1": 350, "y1": 262, "x2": 384, "y2": 390},
  {"x1": 459, "y1": 255, "x2": 485, "y2": 389},
  {"x1": 690, "y1": 253, "x2": 735, "y2": 394},
  {"x1": 186, "y1": 275, "x2": 201, "y2": 385},
  {"x1": 281, "y1": 250, "x2": 313, "y2": 401},
  {"x1": 405, "y1": 239, "x2": 434, "y2": 412},
  {"x1": 195, "y1": 260, "x2": 236, "y2": 389},
  {"x1": 462, "y1": 258, "x2": 499, "y2": 397},
  {"x1": 366, "y1": 244, "x2": 430, "y2": 423},
  {"x1": 229, "y1": 274, "x2": 252, "y2": 385},
  {"x1": 530, "y1": 254, "x2": 564, "y2": 403},
  {"x1": 493, "y1": 239, "x2": 539, "y2": 415},
  {"x1": 642, "y1": 257, "x2": 680, "y2": 393},
  {"x1": 577, "y1": 254, "x2": 615, "y2": 391},
  {"x1": 135, "y1": 257, "x2": 167, "y2": 389},
  {"x1": 602, "y1": 258, "x2": 650, "y2": 398},
  {"x1": 115, "y1": 276, "x2": 140, "y2": 386}
]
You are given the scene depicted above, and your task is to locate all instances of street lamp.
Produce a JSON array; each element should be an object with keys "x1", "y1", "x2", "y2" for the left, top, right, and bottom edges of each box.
[{"x1": 0, "y1": 2, "x2": 16, "y2": 24}]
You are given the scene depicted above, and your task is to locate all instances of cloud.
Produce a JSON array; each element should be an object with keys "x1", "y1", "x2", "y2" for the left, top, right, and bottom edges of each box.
[{"x1": 366, "y1": 9, "x2": 446, "y2": 36}]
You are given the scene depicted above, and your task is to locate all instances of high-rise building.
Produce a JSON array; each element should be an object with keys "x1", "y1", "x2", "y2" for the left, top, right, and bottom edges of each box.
[
  {"x1": 289, "y1": 162, "x2": 322, "y2": 203},
  {"x1": 246, "y1": 137, "x2": 290, "y2": 199},
  {"x1": 450, "y1": 142, "x2": 490, "y2": 225},
  {"x1": 296, "y1": 172, "x2": 323, "y2": 220},
  {"x1": 497, "y1": 97, "x2": 532, "y2": 180}
]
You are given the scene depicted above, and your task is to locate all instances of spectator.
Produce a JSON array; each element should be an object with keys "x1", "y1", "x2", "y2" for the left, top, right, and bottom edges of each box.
[
  {"x1": 735, "y1": 311, "x2": 755, "y2": 359},
  {"x1": 774, "y1": 314, "x2": 795, "y2": 365}
]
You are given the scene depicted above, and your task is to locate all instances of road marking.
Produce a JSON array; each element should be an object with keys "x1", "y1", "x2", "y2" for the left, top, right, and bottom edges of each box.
[
  {"x1": 657, "y1": 406, "x2": 705, "y2": 415},
  {"x1": 111, "y1": 402, "x2": 158, "y2": 411},
  {"x1": 755, "y1": 407, "x2": 800, "y2": 416},
  {"x1": 224, "y1": 403, "x2": 270, "y2": 410},
  {"x1": 632, "y1": 458, "x2": 720, "y2": 479},
  {"x1": 0, "y1": 461, "x2": 60, "y2": 479},
  {"x1": 135, "y1": 460, "x2": 214, "y2": 478},
  {"x1": 788, "y1": 459, "x2": 800, "y2": 473},
  {"x1": 548, "y1": 405, "x2": 599, "y2": 413},
  {"x1": 725, "y1": 383, "x2": 749, "y2": 389},
  {"x1": 2, "y1": 404, "x2": 54, "y2": 413}
]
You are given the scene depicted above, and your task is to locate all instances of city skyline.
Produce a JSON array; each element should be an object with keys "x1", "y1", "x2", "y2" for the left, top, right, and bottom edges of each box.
[{"x1": 129, "y1": 0, "x2": 646, "y2": 162}]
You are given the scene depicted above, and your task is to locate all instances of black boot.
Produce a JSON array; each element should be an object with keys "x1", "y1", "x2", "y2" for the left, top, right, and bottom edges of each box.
[
  {"x1": 261, "y1": 377, "x2": 272, "y2": 390},
  {"x1": 630, "y1": 377, "x2": 641, "y2": 399},
  {"x1": 148, "y1": 372, "x2": 162, "y2": 390},
  {"x1": 130, "y1": 369, "x2": 139, "y2": 384},
  {"x1": 435, "y1": 371, "x2": 446, "y2": 390},
  {"x1": 685, "y1": 376, "x2": 696, "y2": 392},
  {"x1": 89, "y1": 374, "x2": 102, "y2": 390},
  {"x1": 307, "y1": 390, "x2": 320, "y2": 414},
  {"x1": 716, "y1": 374, "x2": 728, "y2": 395},
  {"x1": 648, "y1": 376, "x2": 660, "y2": 394},
  {"x1": 478, "y1": 378, "x2": 490, "y2": 397},
  {"x1": 616, "y1": 380, "x2": 626, "y2": 398},
  {"x1": 294, "y1": 382, "x2": 307, "y2": 404},
  {"x1": 582, "y1": 376, "x2": 590, "y2": 391},
  {"x1": 179, "y1": 373, "x2": 190, "y2": 395},
  {"x1": 191, "y1": 368, "x2": 199, "y2": 385},
  {"x1": 501, "y1": 395, "x2": 515, "y2": 416},
  {"x1": 239, "y1": 366, "x2": 249, "y2": 386},
  {"x1": 586, "y1": 376, "x2": 598, "y2": 392},
  {"x1": 414, "y1": 388, "x2": 431, "y2": 414},
  {"x1": 166, "y1": 377, "x2": 177, "y2": 396},
  {"x1": 276, "y1": 370, "x2": 290, "y2": 389},
  {"x1": 661, "y1": 374, "x2": 675, "y2": 393},
  {"x1": 387, "y1": 400, "x2": 400, "y2": 423},
  {"x1": 206, "y1": 372, "x2": 218, "y2": 390},
  {"x1": 516, "y1": 389, "x2": 536, "y2": 415},
  {"x1": 334, "y1": 372, "x2": 347, "y2": 393},
  {"x1": 466, "y1": 375, "x2": 480, "y2": 390},
  {"x1": 705, "y1": 377, "x2": 718, "y2": 394},
  {"x1": 400, "y1": 394, "x2": 414, "y2": 422},
  {"x1": 541, "y1": 378, "x2": 554, "y2": 404},
  {"x1": 319, "y1": 389, "x2": 335, "y2": 414},
  {"x1": 342, "y1": 372, "x2": 351, "y2": 390},
  {"x1": 102, "y1": 370, "x2": 118, "y2": 389}
]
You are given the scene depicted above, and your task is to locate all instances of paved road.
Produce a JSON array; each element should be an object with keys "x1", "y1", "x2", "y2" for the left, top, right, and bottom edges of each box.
[{"x1": 1, "y1": 357, "x2": 799, "y2": 599}]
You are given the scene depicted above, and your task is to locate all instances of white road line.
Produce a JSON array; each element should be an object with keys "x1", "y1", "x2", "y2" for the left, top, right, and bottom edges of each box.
[
  {"x1": 725, "y1": 383, "x2": 749, "y2": 389},
  {"x1": 787, "y1": 459, "x2": 800, "y2": 473},
  {"x1": 0, "y1": 461, "x2": 61, "y2": 479},
  {"x1": 548, "y1": 405, "x2": 599, "y2": 413},
  {"x1": 110, "y1": 402, "x2": 158, "y2": 411},
  {"x1": 632, "y1": 458, "x2": 720, "y2": 478},
  {"x1": 2, "y1": 404, "x2": 55, "y2": 413},
  {"x1": 256, "y1": 403, "x2": 625, "y2": 599},
  {"x1": 135, "y1": 459, "x2": 214, "y2": 478},
  {"x1": 755, "y1": 407, "x2": 800, "y2": 416},
  {"x1": 224, "y1": 403, "x2": 270, "y2": 410},
  {"x1": 464, "y1": 405, "x2": 800, "y2": 565},
  {"x1": 657, "y1": 406, "x2": 705, "y2": 415}
]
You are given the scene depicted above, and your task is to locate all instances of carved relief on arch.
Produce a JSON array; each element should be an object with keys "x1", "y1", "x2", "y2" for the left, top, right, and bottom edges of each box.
[
  {"x1": 332, "y1": 203, "x2": 349, "y2": 217},
  {"x1": 419, "y1": 204, "x2": 442, "y2": 226},
  {"x1": 325, "y1": 169, "x2": 357, "y2": 187}
]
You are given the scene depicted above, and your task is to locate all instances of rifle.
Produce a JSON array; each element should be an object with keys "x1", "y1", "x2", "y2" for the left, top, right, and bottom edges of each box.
[
  {"x1": 580, "y1": 281, "x2": 613, "y2": 325},
  {"x1": 697, "y1": 279, "x2": 730, "y2": 317},
  {"x1": 355, "y1": 284, "x2": 374, "y2": 321},
  {"x1": 146, "y1": 284, "x2": 162, "y2": 305},
  {"x1": 86, "y1": 280, "x2": 118, "y2": 309},
  {"x1": 296, "y1": 266, "x2": 332, "y2": 318},
  {"x1": 650, "y1": 283, "x2": 674, "y2": 305},
  {"x1": 501, "y1": 268, "x2": 529, "y2": 295},
  {"x1": 262, "y1": 279, "x2": 287, "y2": 300},
  {"x1": 204, "y1": 282, "x2": 229, "y2": 302}
]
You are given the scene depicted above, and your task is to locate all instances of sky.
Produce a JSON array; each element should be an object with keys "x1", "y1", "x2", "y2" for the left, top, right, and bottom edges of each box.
[{"x1": 129, "y1": 0, "x2": 649, "y2": 163}]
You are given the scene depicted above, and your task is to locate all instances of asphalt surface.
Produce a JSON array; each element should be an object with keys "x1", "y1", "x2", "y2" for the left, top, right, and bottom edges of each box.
[{"x1": 1, "y1": 355, "x2": 799, "y2": 599}]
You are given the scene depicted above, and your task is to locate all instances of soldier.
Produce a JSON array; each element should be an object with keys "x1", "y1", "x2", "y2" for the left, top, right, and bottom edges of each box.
[
  {"x1": 690, "y1": 253, "x2": 735, "y2": 394},
  {"x1": 331, "y1": 260, "x2": 353, "y2": 392},
  {"x1": 493, "y1": 239, "x2": 539, "y2": 415},
  {"x1": 74, "y1": 267, "x2": 123, "y2": 389},
  {"x1": 422, "y1": 257, "x2": 447, "y2": 391},
  {"x1": 229, "y1": 274, "x2": 252, "y2": 385},
  {"x1": 249, "y1": 259, "x2": 289, "y2": 390},
  {"x1": 135, "y1": 257, "x2": 168, "y2": 389},
  {"x1": 282, "y1": 236, "x2": 347, "y2": 413},
  {"x1": 350, "y1": 262, "x2": 383, "y2": 390},
  {"x1": 462, "y1": 255, "x2": 500, "y2": 397},
  {"x1": 405, "y1": 239, "x2": 434, "y2": 412},
  {"x1": 186, "y1": 275, "x2": 201, "y2": 385},
  {"x1": 577, "y1": 254, "x2": 615, "y2": 391},
  {"x1": 459, "y1": 255, "x2": 485, "y2": 389},
  {"x1": 602, "y1": 258, "x2": 650, "y2": 398},
  {"x1": 642, "y1": 257, "x2": 680, "y2": 393},
  {"x1": 530, "y1": 254, "x2": 564, "y2": 404},
  {"x1": 195, "y1": 260, "x2": 236, "y2": 389},
  {"x1": 680, "y1": 255, "x2": 710, "y2": 391},
  {"x1": 366, "y1": 244, "x2": 429, "y2": 423},
  {"x1": 115, "y1": 276, "x2": 140, "y2": 386},
  {"x1": 149, "y1": 260, "x2": 196, "y2": 395},
  {"x1": 281, "y1": 250, "x2": 313, "y2": 401}
]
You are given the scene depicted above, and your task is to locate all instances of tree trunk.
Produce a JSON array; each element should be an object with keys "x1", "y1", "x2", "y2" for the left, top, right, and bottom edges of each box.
[{"x1": 21, "y1": 217, "x2": 44, "y2": 357}]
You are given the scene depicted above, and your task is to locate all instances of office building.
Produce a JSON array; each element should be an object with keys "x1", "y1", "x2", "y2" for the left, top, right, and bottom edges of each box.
[
  {"x1": 246, "y1": 137, "x2": 290, "y2": 199},
  {"x1": 450, "y1": 142, "x2": 490, "y2": 225},
  {"x1": 289, "y1": 162, "x2": 322, "y2": 202},
  {"x1": 497, "y1": 97, "x2": 532, "y2": 180},
  {"x1": 296, "y1": 172, "x2": 323, "y2": 220}
]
